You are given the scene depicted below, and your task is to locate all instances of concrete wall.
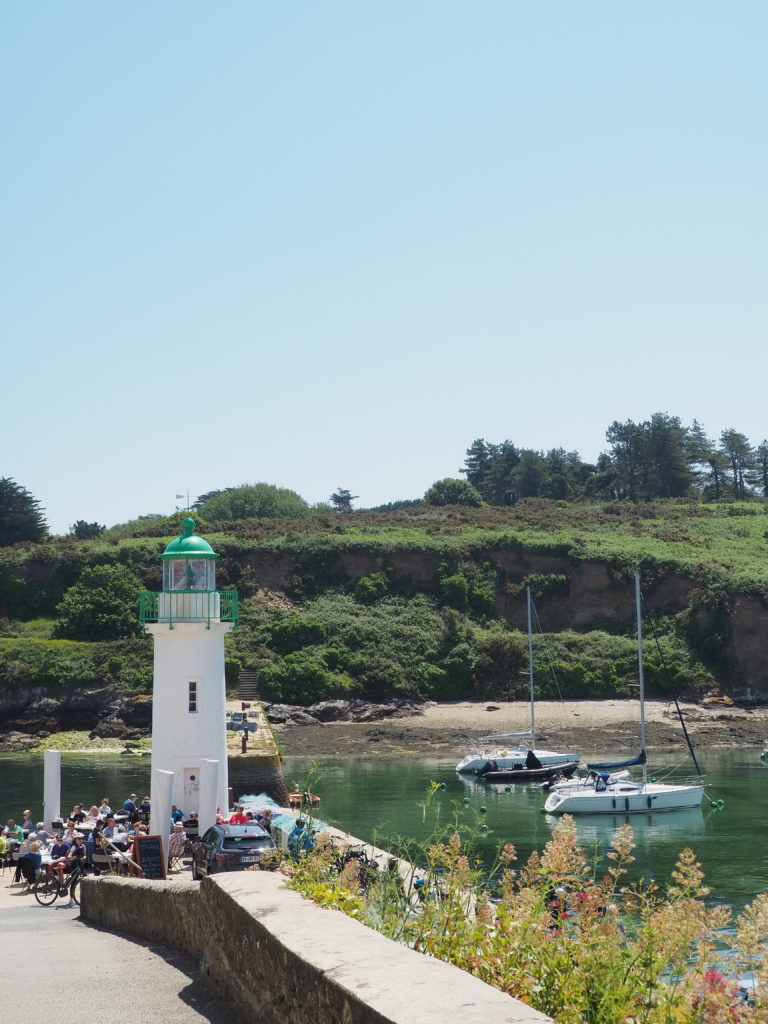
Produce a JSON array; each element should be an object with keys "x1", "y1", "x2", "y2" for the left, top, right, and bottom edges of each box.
[{"x1": 80, "y1": 873, "x2": 550, "y2": 1024}]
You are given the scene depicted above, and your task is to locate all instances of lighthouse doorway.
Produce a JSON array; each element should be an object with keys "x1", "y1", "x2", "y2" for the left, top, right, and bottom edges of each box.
[{"x1": 184, "y1": 768, "x2": 200, "y2": 812}]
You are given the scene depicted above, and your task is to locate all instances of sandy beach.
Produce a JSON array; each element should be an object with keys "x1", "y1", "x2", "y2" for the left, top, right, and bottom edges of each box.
[{"x1": 276, "y1": 699, "x2": 768, "y2": 760}]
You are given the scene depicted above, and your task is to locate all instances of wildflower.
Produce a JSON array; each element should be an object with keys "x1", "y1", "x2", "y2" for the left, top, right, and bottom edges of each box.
[{"x1": 500, "y1": 842, "x2": 517, "y2": 865}]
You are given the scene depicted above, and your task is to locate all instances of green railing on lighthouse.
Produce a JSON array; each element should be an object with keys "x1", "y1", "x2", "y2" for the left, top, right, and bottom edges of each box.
[{"x1": 139, "y1": 590, "x2": 238, "y2": 629}]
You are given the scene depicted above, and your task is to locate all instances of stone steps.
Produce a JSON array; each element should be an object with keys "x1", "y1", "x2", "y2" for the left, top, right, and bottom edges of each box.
[{"x1": 238, "y1": 670, "x2": 259, "y2": 701}]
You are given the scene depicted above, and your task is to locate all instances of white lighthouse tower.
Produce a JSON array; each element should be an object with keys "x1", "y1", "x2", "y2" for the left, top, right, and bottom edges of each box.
[{"x1": 141, "y1": 517, "x2": 237, "y2": 820}]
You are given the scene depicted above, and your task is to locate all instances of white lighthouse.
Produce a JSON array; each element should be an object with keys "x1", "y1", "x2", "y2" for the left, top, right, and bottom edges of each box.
[{"x1": 141, "y1": 517, "x2": 237, "y2": 820}]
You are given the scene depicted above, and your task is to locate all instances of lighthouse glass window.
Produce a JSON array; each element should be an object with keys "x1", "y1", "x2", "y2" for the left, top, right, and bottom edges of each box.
[{"x1": 165, "y1": 559, "x2": 214, "y2": 591}]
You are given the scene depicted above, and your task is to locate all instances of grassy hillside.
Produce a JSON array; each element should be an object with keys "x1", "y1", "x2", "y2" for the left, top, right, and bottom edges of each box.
[{"x1": 2, "y1": 499, "x2": 766, "y2": 707}]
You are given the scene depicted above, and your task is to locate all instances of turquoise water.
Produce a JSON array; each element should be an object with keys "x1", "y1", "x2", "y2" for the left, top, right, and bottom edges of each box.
[
  {"x1": 282, "y1": 748, "x2": 768, "y2": 913},
  {"x1": 1, "y1": 747, "x2": 766, "y2": 911}
]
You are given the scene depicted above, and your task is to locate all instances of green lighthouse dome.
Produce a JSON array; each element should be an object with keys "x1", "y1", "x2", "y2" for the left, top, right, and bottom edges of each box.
[
  {"x1": 161, "y1": 517, "x2": 218, "y2": 560},
  {"x1": 161, "y1": 517, "x2": 217, "y2": 592}
]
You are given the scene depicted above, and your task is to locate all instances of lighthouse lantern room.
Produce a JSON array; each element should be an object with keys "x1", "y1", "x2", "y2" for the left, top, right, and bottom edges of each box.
[{"x1": 141, "y1": 517, "x2": 238, "y2": 816}]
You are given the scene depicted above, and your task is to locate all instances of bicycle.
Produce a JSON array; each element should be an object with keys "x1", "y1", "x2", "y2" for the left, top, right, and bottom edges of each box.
[
  {"x1": 333, "y1": 845, "x2": 380, "y2": 892},
  {"x1": 33, "y1": 866, "x2": 84, "y2": 907}
]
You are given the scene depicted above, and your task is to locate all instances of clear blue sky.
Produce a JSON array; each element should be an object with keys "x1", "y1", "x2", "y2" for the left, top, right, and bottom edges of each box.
[{"x1": 3, "y1": 3, "x2": 766, "y2": 534}]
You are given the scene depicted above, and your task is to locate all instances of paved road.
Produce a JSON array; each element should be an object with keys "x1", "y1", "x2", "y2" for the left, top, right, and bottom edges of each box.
[{"x1": 0, "y1": 882, "x2": 249, "y2": 1023}]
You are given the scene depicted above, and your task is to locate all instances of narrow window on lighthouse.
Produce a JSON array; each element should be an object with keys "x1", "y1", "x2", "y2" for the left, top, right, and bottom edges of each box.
[{"x1": 188, "y1": 680, "x2": 198, "y2": 714}]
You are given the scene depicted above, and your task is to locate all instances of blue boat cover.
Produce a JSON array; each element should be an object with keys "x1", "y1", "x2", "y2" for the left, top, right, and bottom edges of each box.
[{"x1": 586, "y1": 750, "x2": 647, "y2": 771}]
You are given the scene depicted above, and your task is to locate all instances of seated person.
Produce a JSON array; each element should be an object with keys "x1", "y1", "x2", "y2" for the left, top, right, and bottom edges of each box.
[
  {"x1": 69, "y1": 804, "x2": 87, "y2": 824},
  {"x1": 15, "y1": 838, "x2": 42, "y2": 886},
  {"x1": 62, "y1": 822, "x2": 78, "y2": 845},
  {"x1": 85, "y1": 805, "x2": 101, "y2": 825},
  {"x1": 50, "y1": 834, "x2": 70, "y2": 859},
  {"x1": 91, "y1": 834, "x2": 112, "y2": 875},
  {"x1": 85, "y1": 826, "x2": 103, "y2": 866},
  {"x1": 123, "y1": 794, "x2": 138, "y2": 814},
  {"x1": 167, "y1": 822, "x2": 187, "y2": 865},
  {"x1": 123, "y1": 823, "x2": 148, "y2": 874},
  {"x1": 229, "y1": 806, "x2": 247, "y2": 824},
  {"x1": 34, "y1": 822, "x2": 51, "y2": 845},
  {"x1": 64, "y1": 833, "x2": 87, "y2": 874},
  {"x1": 4, "y1": 819, "x2": 23, "y2": 841},
  {"x1": 99, "y1": 798, "x2": 112, "y2": 817},
  {"x1": 13, "y1": 833, "x2": 37, "y2": 881},
  {"x1": 21, "y1": 810, "x2": 34, "y2": 831},
  {"x1": 136, "y1": 797, "x2": 151, "y2": 824},
  {"x1": 170, "y1": 805, "x2": 185, "y2": 823},
  {"x1": 101, "y1": 817, "x2": 117, "y2": 838}
]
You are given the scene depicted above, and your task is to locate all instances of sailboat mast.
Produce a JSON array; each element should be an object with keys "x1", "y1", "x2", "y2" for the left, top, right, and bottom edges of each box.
[
  {"x1": 527, "y1": 586, "x2": 536, "y2": 749},
  {"x1": 635, "y1": 572, "x2": 648, "y2": 785}
]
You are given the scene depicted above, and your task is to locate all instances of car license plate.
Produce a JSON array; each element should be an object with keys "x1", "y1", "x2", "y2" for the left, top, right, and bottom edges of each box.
[{"x1": 240, "y1": 856, "x2": 257, "y2": 863}]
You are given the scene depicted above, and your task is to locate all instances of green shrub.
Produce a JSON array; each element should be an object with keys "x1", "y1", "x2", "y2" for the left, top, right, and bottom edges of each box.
[
  {"x1": 53, "y1": 564, "x2": 144, "y2": 641},
  {"x1": 424, "y1": 478, "x2": 483, "y2": 507},
  {"x1": 199, "y1": 483, "x2": 310, "y2": 522},
  {"x1": 439, "y1": 573, "x2": 469, "y2": 611},
  {"x1": 269, "y1": 616, "x2": 328, "y2": 654},
  {"x1": 258, "y1": 649, "x2": 358, "y2": 704},
  {"x1": 354, "y1": 572, "x2": 389, "y2": 604}
]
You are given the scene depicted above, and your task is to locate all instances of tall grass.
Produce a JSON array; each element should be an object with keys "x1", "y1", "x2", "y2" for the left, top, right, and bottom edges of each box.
[{"x1": 287, "y1": 801, "x2": 768, "y2": 1023}]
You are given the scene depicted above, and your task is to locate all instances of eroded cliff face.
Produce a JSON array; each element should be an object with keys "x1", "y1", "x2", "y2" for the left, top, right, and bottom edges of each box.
[
  {"x1": 242, "y1": 547, "x2": 767, "y2": 696},
  {"x1": 729, "y1": 595, "x2": 768, "y2": 697},
  {"x1": 5, "y1": 544, "x2": 767, "y2": 702}
]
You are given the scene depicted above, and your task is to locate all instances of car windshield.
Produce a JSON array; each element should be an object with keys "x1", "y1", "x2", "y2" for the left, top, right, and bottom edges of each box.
[{"x1": 222, "y1": 836, "x2": 273, "y2": 851}]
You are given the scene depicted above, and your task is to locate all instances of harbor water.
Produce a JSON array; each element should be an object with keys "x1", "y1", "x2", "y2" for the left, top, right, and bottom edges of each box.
[{"x1": 1, "y1": 747, "x2": 765, "y2": 912}]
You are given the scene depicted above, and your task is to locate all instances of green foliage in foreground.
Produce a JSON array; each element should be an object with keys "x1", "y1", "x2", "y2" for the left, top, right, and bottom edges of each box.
[{"x1": 288, "y1": 803, "x2": 768, "y2": 1024}]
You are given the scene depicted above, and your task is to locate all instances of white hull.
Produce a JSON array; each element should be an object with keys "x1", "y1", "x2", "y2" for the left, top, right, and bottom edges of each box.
[
  {"x1": 457, "y1": 748, "x2": 580, "y2": 774},
  {"x1": 544, "y1": 780, "x2": 704, "y2": 815}
]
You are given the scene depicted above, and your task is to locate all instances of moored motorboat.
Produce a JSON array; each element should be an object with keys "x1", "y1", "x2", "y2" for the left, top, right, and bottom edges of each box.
[
  {"x1": 476, "y1": 757, "x2": 579, "y2": 784},
  {"x1": 456, "y1": 587, "x2": 579, "y2": 773},
  {"x1": 288, "y1": 791, "x2": 320, "y2": 809}
]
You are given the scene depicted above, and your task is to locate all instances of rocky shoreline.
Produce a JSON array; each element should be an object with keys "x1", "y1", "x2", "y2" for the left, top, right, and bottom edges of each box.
[
  {"x1": 3, "y1": 696, "x2": 768, "y2": 759},
  {"x1": 271, "y1": 697, "x2": 768, "y2": 760}
]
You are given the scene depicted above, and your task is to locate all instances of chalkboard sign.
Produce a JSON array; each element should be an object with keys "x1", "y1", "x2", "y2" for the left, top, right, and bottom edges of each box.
[{"x1": 134, "y1": 834, "x2": 167, "y2": 880}]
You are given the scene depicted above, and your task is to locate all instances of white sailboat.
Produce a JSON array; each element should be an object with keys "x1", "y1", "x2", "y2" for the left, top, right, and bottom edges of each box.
[
  {"x1": 456, "y1": 587, "x2": 579, "y2": 774},
  {"x1": 544, "y1": 573, "x2": 704, "y2": 815}
]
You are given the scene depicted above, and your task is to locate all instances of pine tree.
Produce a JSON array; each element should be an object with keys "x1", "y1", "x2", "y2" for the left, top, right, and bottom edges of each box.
[{"x1": 0, "y1": 478, "x2": 48, "y2": 546}]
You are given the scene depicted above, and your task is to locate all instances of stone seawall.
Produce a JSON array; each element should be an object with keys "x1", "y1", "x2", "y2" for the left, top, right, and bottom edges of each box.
[
  {"x1": 228, "y1": 752, "x2": 289, "y2": 806},
  {"x1": 80, "y1": 873, "x2": 550, "y2": 1024},
  {"x1": 227, "y1": 703, "x2": 289, "y2": 805}
]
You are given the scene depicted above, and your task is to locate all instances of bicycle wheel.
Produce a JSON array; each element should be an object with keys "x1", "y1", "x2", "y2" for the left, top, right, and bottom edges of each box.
[
  {"x1": 33, "y1": 877, "x2": 61, "y2": 906},
  {"x1": 69, "y1": 876, "x2": 81, "y2": 906}
]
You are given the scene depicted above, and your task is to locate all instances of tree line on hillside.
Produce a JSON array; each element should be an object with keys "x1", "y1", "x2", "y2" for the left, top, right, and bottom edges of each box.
[
  {"x1": 2, "y1": 413, "x2": 767, "y2": 547},
  {"x1": 460, "y1": 414, "x2": 768, "y2": 505}
]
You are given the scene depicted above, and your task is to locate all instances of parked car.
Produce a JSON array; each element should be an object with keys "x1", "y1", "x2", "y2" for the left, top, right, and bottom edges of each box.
[
  {"x1": 227, "y1": 711, "x2": 246, "y2": 732},
  {"x1": 191, "y1": 823, "x2": 276, "y2": 879}
]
